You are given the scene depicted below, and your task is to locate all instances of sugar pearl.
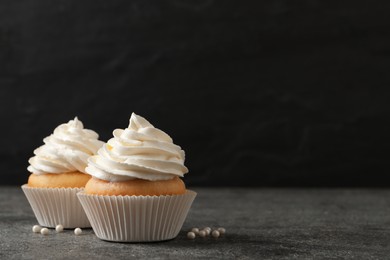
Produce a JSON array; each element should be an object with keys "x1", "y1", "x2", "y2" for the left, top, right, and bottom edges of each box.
[
  {"x1": 32, "y1": 225, "x2": 42, "y2": 233},
  {"x1": 217, "y1": 227, "x2": 226, "y2": 235},
  {"x1": 211, "y1": 230, "x2": 220, "y2": 238},
  {"x1": 191, "y1": 228, "x2": 199, "y2": 234},
  {"x1": 187, "y1": 231, "x2": 196, "y2": 239},
  {"x1": 55, "y1": 225, "x2": 64, "y2": 233},
  {"x1": 203, "y1": 227, "x2": 211, "y2": 235},
  {"x1": 198, "y1": 230, "x2": 206, "y2": 237},
  {"x1": 40, "y1": 228, "x2": 49, "y2": 235},
  {"x1": 74, "y1": 228, "x2": 82, "y2": 235}
]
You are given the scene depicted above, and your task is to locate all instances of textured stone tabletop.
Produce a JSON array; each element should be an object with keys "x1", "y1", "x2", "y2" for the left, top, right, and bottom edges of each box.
[{"x1": 1, "y1": 187, "x2": 390, "y2": 259}]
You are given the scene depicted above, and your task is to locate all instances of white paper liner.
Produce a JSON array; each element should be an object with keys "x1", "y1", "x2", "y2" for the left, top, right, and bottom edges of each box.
[
  {"x1": 77, "y1": 190, "x2": 196, "y2": 242},
  {"x1": 21, "y1": 185, "x2": 91, "y2": 228}
]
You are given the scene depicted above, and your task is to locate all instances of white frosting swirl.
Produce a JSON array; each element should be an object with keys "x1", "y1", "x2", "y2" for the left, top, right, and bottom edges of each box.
[
  {"x1": 28, "y1": 117, "x2": 104, "y2": 174},
  {"x1": 86, "y1": 113, "x2": 188, "y2": 182}
]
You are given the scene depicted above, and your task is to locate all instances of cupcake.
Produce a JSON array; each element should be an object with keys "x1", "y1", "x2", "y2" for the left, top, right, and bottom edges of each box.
[
  {"x1": 22, "y1": 117, "x2": 104, "y2": 228},
  {"x1": 77, "y1": 113, "x2": 196, "y2": 242}
]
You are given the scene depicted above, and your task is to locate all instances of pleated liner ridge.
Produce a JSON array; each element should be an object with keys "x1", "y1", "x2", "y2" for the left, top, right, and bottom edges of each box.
[
  {"x1": 21, "y1": 185, "x2": 91, "y2": 228},
  {"x1": 77, "y1": 190, "x2": 197, "y2": 242}
]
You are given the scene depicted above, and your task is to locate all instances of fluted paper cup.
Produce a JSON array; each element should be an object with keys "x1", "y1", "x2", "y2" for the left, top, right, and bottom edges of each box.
[
  {"x1": 21, "y1": 185, "x2": 91, "y2": 228},
  {"x1": 77, "y1": 190, "x2": 196, "y2": 242}
]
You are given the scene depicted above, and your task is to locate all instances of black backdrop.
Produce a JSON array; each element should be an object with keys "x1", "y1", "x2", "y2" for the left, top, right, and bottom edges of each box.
[{"x1": 2, "y1": 0, "x2": 390, "y2": 186}]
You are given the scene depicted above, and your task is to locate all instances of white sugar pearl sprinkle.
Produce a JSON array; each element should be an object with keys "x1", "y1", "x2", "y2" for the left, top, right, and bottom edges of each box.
[
  {"x1": 211, "y1": 230, "x2": 220, "y2": 238},
  {"x1": 55, "y1": 225, "x2": 64, "y2": 233},
  {"x1": 74, "y1": 228, "x2": 82, "y2": 235},
  {"x1": 187, "y1": 231, "x2": 196, "y2": 239},
  {"x1": 40, "y1": 228, "x2": 49, "y2": 235},
  {"x1": 32, "y1": 225, "x2": 42, "y2": 233},
  {"x1": 191, "y1": 228, "x2": 199, "y2": 234},
  {"x1": 198, "y1": 230, "x2": 206, "y2": 237},
  {"x1": 203, "y1": 228, "x2": 211, "y2": 235},
  {"x1": 217, "y1": 227, "x2": 226, "y2": 235}
]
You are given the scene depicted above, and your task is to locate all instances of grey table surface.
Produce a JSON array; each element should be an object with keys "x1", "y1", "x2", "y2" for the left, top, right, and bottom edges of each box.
[{"x1": 1, "y1": 187, "x2": 390, "y2": 259}]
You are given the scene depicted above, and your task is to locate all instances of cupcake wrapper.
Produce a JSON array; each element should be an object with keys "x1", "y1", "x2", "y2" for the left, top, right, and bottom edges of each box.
[
  {"x1": 21, "y1": 185, "x2": 91, "y2": 228},
  {"x1": 77, "y1": 190, "x2": 196, "y2": 242}
]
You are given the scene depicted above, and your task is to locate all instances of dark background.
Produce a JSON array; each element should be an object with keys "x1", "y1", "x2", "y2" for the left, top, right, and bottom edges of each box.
[{"x1": 1, "y1": 0, "x2": 390, "y2": 186}]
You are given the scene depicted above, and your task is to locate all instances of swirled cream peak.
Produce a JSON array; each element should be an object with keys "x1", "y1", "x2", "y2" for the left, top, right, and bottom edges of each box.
[
  {"x1": 86, "y1": 113, "x2": 188, "y2": 182},
  {"x1": 28, "y1": 117, "x2": 104, "y2": 175}
]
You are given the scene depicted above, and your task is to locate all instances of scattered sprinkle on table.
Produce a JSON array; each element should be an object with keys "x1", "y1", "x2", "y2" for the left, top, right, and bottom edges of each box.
[
  {"x1": 187, "y1": 231, "x2": 196, "y2": 239},
  {"x1": 198, "y1": 230, "x2": 206, "y2": 237},
  {"x1": 211, "y1": 230, "x2": 220, "y2": 238},
  {"x1": 55, "y1": 225, "x2": 64, "y2": 233},
  {"x1": 32, "y1": 225, "x2": 42, "y2": 233},
  {"x1": 217, "y1": 227, "x2": 226, "y2": 235},
  {"x1": 40, "y1": 228, "x2": 49, "y2": 235},
  {"x1": 74, "y1": 228, "x2": 82, "y2": 235},
  {"x1": 191, "y1": 228, "x2": 199, "y2": 234}
]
